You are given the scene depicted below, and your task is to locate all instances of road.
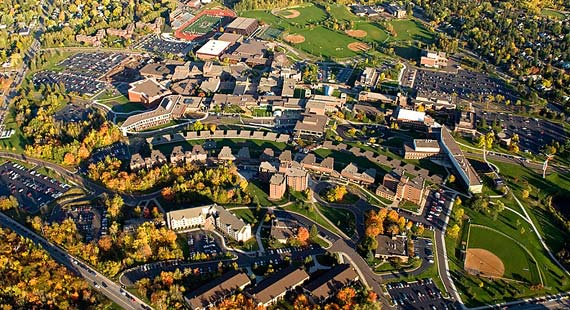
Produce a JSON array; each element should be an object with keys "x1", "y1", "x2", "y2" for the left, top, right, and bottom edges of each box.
[{"x1": 0, "y1": 210, "x2": 153, "y2": 310}]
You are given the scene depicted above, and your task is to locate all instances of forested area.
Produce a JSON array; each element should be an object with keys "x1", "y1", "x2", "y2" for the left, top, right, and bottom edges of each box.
[
  {"x1": 0, "y1": 227, "x2": 112, "y2": 309},
  {"x1": 40, "y1": 0, "x2": 174, "y2": 47},
  {"x1": 0, "y1": 0, "x2": 39, "y2": 66},
  {"x1": 413, "y1": 0, "x2": 570, "y2": 110}
]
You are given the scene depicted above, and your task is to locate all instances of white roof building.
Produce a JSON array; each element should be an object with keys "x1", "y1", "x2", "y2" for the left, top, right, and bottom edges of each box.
[
  {"x1": 396, "y1": 108, "x2": 425, "y2": 122},
  {"x1": 196, "y1": 40, "x2": 232, "y2": 59}
]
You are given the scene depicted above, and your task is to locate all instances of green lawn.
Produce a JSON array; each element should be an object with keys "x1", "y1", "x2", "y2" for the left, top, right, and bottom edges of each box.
[
  {"x1": 281, "y1": 203, "x2": 342, "y2": 236},
  {"x1": 445, "y1": 193, "x2": 570, "y2": 306},
  {"x1": 355, "y1": 22, "x2": 390, "y2": 43},
  {"x1": 467, "y1": 225, "x2": 540, "y2": 283},
  {"x1": 283, "y1": 4, "x2": 327, "y2": 26},
  {"x1": 389, "y1": 19, "x2": 434, "y2": 43},
  {"x1": 294, "y1": 26, "x2": 360, "y2": 59},
  {"x1": 112, "y1": 102, "x2": 147, "y2": 113},
  {"x1": 328, "y1": 4, "x2": 360, "y2": 22},
  {"x1": 183, "y1": 15, "x2": 222, "y2": 34},
  {"x1": 316, "y1": 204, "x2": 356, "y2": 237}
]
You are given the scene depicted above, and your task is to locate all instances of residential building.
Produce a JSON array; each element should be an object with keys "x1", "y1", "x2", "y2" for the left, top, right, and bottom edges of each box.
[
  {"x1": 185, "y1": 270, "x2": 251, "y2": 310},
  {"x1": 187, "y1": 145, "x2": 208, "y2": 163},
  {"x1": 378, "y1": 169, "x2": 427, "y2": 207},
  {"x1": 269, "y1": 173, "x2": 286, "y2": 200},
  {"x1": 259, "y1": 161, "x2": 278, "y2": 182},
  {"x1": 128, "y1": 79, "x2": 171, "y2": 106},
  {"x1": 294, "y1": 114, "x2": 328, "y2": 138},
  {"x1": 439, "y1": 126, "x2": 483, "y2": 193},
  {"x1": 170, "y1": 146, "x2": 186, "y2": 165},
  {"x1": 167, "y1": 204, "x2": 252, "y2": 241},
  {"x1": 237, "y1": 146, "x2": 251, "y2": 162},
  {"x1": 226, "y1": 17, "x2": 258, "y2": 36},
  {"x1": 196, "y1": 40, "x2": 233, "y2": 60},
  {"x1": 129, "y1": 153, "x2": 146, "y2": 171},
  {"x1": 300, "y1": 154, "x2": 334, "y2": 175},
  {"x1": 278, "y1": 150, "x2": 293, "y2": 173},
  {"x1": 247, "y1": 266, "x2": 310, "y2": 308},
  {"x1": 217, "y1": 146, "x2": 236, "y2": 162},
  {"x1": 304, "y1": 264, "x2": 359, "y2": 304},
  {"x1": 403, "y1": 139, "x2": 443, "y2": 159},
  {"x1": 145, "y1": 150, "x2": 167, "y2": 169},
  {"x1": 340, "y1": 163, "x2": 376, "y2": 185},
  {"x1": 375, "y1": 235, "x2": 408, "y2": 262},
  {"x1": 284, "y1": 166, "x2": 309, "y2": 192},
  {"x1": 270, "y1": 219, "x2": 296, "y2": 243},
  {"x1": 120, "y1": 95, "x2": 191, "y2": 135},
  {"x1": 420, "y1": 50, "x2": 448, "y2": 69}
]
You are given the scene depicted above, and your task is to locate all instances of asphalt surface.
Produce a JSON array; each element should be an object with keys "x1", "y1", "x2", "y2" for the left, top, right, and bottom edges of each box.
[
  {"x1": 0, "y1": 211, "x2": 153, "y2": 310},
  {"x1": 387, "y1": 279, "x2": 454, "y2": 310}
]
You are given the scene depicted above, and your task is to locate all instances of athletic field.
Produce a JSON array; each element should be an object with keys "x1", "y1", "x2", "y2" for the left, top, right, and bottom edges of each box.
[{"x1": 182, "y1": 15, "x2": 222, "y2": 34}]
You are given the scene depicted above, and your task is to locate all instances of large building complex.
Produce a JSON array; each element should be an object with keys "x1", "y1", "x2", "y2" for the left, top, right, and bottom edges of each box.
[
  {"x1": 439, "y1": 126, "x2": 483, "y2": 193},
  {"x1": 225, "y1": 17, "x2": 258, "y2": 36},
  {"x1": 166, "y1": 204, "x2": 252, "y2": 242}
]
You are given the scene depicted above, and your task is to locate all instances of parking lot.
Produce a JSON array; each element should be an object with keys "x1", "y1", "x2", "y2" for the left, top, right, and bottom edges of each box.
[
  {"x1": 413, "y1": 69, "x2": 516, "y2": 102},
  {"x1": 135, "y1": 35, "x2": 193, "y2": 56},
  {"x1": 424, "y1": 189, "x2": 453, "y2": 231},
  {"x1": 32, "y1": 52, "x2": 128, "y2": 96},
  {"x1": 477, "y1": 111, "x2": 567, "y2": 154},
  {"x1": 387, "y1": 279, "x2": 455, "y2": 310},
  {"x1": 0, "y1": 162, "x2": 70, "y2": 213},
  {"x1": 186, "y1": 230, "x2": 224, "y2": 260}
]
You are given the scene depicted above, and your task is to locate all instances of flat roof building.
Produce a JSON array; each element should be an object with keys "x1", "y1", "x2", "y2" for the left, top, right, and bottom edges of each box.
[
  {"x1": 196, "y1": 40, "x2": 233, "y2": 60},
  {"x1": 226, "y1": 17, "x2": 258, "y2": 36},
  {"x1": 375, "y1": 235, "x2": 408, "y2": 262},
  {"x1": 128, "y1": 79, "x2": 171, "y2": 106},
  {"x1": 439, "y1": 126, "x2": 483, "y2": 193}
]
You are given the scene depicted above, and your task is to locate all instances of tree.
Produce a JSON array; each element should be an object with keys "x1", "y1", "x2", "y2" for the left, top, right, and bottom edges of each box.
[
  {"x1": 310, "y1": 224, "x2": 318, "y2": 239},
  {"x1": 0, "y1": 195, "x2": 18, "y2": 211},
  {"x1": 448, "y1": 174, "x2": 456, "y2": 183},
  {"x1": 452, "y1": 208, "x2": 465, "y2": 222},
  {"x1": 447, "y1": 224, "x2": 461, "y2": 239},
  {"x1": 297, "y1": 227, "x2": 310, "y2": 244},
  {"x1": 325, "y1": 185, "x2": 348, "y2": 203},
  {"x1": 455, "y1": 196, "x2": 462, "y2": 206}
]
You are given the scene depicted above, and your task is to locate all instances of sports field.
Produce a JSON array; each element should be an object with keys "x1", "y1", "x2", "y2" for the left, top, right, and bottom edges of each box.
[
  {"x1": 241, "y1": 3, "x2": 435, "y2": 59},
  {"x1": 182, "y1": 15, "x2": 222, "y2": 34},
  {"x1": 466, "y1": 225, "x2": 541, "y2": 284}
]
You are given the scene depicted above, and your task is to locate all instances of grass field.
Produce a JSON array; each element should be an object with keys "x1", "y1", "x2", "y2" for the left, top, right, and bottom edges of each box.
[
  {"x1": 182, "y1": 15, "x2": 222, "y2": 34},
  {"x1": 467, "y1": 225, "x2": 540, "y2": 283},
  {"x1": 281, "y1": 4, "x2": 327, "y2": 26},
  {"x1": 355, "y1": 22, "x2": 390, "y2": 43},
  {"x1": 112, "y1": 102, "x2": 147, "y2": 113},
  {"x1": 294, "y1": 26, "x2": 360, "y2": 58},
  {"x1": 328, "y1": 4, "x2": 360, "y2": 22},
  {"x1": 389, "y1": 19, "x2": 434, "y2": 43},
  {"x1": 445, "y1": 195, "x2": 570, "y2": 306},
  {"x1": 316, "y1": 204, "x2": 356, "y2": 237}
]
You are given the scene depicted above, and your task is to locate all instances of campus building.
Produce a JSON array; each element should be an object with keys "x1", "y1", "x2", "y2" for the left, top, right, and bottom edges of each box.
[
  {"x1": 196, "y1": 40, "x2": 233, "y2": 60},
  {"x1": 375, "y1": 235, "x2": 408, "y2": 262},
  {"x1": 303, "y1": 264, "x2": 359, "y2": 304},
  {"x1": 247, "y1": 266, "x2": 309, "y2": 308},
  {"x1": 294, "y1": 114, "x2": 328, "y2": 138},
  {"x1": 420, "y1": 50, "x2": 448, "y2": 69},
  {"x1": 269, "y1": 173, "x2": 287, "y2": 200},
  {"x1": 403, "y1": 139, "x2": 444, "y2": 159},
  {"x1": 225, "y1": 17, "x2": 258, "y2": 36},
  {"x1": 439, "y1": 126, "x2": 483, "y2": 193},
  {"x1": 128, "y1": 78, "x2": 171, "y2": 106},
  {"x1": 166, "y1": 204, "x2": 252, "y2": 242},
  {"x1": 394, "y1": 107, "x2": 436, "y2": 132},
  {"x1": 340, "y1": 163, "x2": 376, "y2": 185},
  {"x1": 185, "y1": 270, "x2": 251, "y2": 310},
  {"x1": 376, "y1": 169, "x2": 428, "y2": 207},
  {"x1": 120, "y1": 95, "x2": 198, "y2": 135}
]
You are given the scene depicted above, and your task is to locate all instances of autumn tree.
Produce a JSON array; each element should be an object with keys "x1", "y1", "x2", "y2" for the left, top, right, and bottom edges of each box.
[
  {"x1": 297, "y1": 226, "x2": 310, "y2": 245},
  {"x1": 447, "y1": 224, "x2": 461, "y2": 239},
  {"x1": 0, "y1": 195, "x2": 18, "y2": 211}
]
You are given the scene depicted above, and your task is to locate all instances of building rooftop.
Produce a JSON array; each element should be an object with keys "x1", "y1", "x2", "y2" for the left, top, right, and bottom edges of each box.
[
  {"x1": 304, "y1": 264, "x2": 358, "y2": 301},
  {"x1": 270, "y1": 173, "x2": 285, "y2": 185},
  {"x1": 440, "y1": 126, "x2": 482, "y2": 187},
  {"x1": 196, "y1": 40, "x2": 232, "y2": 57},
  {"x1": 294, "y1": 114, "x2": 328, "y2": 134},
  {"x1": 413, "y1": 139, "x2": 440, "y2": 151},
  {"x1": 185, "y1": 271, "x2": 250, "y2": 309},
  {"x1": 129, "y1": 79, "x2": 169, "y2": 97},
  {"x1": 226, "y1": 17, "x2": 257, "y2": 30},
  {"x1": 249, "y1": 266, "x2": 309, "y2": 305},
  {"x1": 375, "y1": 235, "x2": 407, "y2": 257},
  {"x1": 396, "y1": 108, "x2": 425, "y2": 122}
]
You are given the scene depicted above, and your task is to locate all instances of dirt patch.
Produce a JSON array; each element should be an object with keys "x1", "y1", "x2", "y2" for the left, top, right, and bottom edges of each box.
[
  {"x1": 465, "y1": 248, "x2": 505, "y2": 278},
  {"x1": 284, "y1": 34, "x2": 305, "y2": 44},
  {"x1": 281, "y1": 9, "x2": 301, "y2": 19},
  {"x1": 347, "y1": 42, "x2": 370, "y2": 52},
  {"x1": 346, "y1": 29, "x2": 367, "y2": 38}
]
